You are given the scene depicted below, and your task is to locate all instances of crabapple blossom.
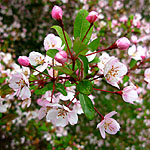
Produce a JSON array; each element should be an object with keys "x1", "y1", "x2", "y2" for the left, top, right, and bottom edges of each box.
[
  {"x1": 131, "y1": 35, "x2": 138, "y2": 44},
  {"x1": 122, "y1": 86, "x2": 139, "y2": 104},
  {"x1": 46, "y1": 104, "x2": 78, "y2": 127},
  {"x1": 51, "y1": 5, "x2": 63, "y2": 21},
  {"x1": 97, "y1": 111, "x2": 120, "y2": 139},
  {"x1": 9, "y1": 73, "x2": 31, "y2": 100},
  {"x1": 119, "y1": 15, "x2": 128, "y2": 23},
  {"x1": 116, "y1": 37, "x2": 130, "y2": 50},
  {"x1": 44, "y1": 34, "x2": 62, "y2": 51},
  {"x1": 55, "y1": 50, "x2": 68, "y2": 64},
  {"x1": 86, "y1": 11, "x2": 98, "y2": 23},
  {"x1": 104, "y1": 58, "x2": 128, "y2": 88},
  {"x1": 18, "y1": 56, "x2": 30, "y2": 67},
  {"x1": 73, "y1": 101, "x2": 83, "y2": 115}
]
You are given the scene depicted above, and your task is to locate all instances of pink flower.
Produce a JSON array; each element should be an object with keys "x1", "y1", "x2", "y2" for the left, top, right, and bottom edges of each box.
[
  {"x1": 86, "y1": 11, "x2": 98, "y2": 23},
  {"x1": 144, "y1": 68, "x2": 150, "y2": 83},
  {"x1": 122, "y1": 86, "x2": 138, "y2": 104},
  {"x1": 119, "y1": 15, "x2": 128, "y2": 23},
  {"x1": 55, "y1": 50, "x2": 67, "y2": 64},
  {"x1": 18, "y1": 56, "x2": 30, "y2": 67},
  {"x1": 97, "y1": 111, "x2": 120, "y2": 139},
  {"x1": 116, "y1": 37, "x2": 130, "y2": 50},
  {"x1": 51, "y1": 5, "x2": 63, "y2": 21},
  {"x1": 131, "y1": 35, "x2": 138, "y2": 44}
]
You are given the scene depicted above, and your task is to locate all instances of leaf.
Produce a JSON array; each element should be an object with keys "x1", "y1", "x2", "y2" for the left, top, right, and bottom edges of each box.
[
  {"x1": 0, "y1": 84, "x2": 13, "y2": 96},
  {"x1": 56, "y1": 83, "x2": 67, "y2": 96},
  {"x1": 74, "y1": 9, "x2": 93, "y2": 44},
  {"x1": 77, "y1": 80, "x2": 93, "y2": 95},
  {"x1": 52, "y1": 25, "x2": 72, "y2": 50},
  {"x1": 88, "y1": 38, "x2": 100, "y2": 52},
  {"x1": 79, "y1": 93, "x2": 95, "y2": 120},
  {"x1": 73, "y1": 38, "x2": 88, "y2": 55},
  {"x1": 123, "y1": 75, "x2": 129, "y2": 84},
  {"x1": 1, "y1": 114, "x2": 18, "y2": 123},
  {"x1": 129, "y1": 59, "x2": 137, "y2": 69},
  {"x1": 0, "y1": 77, "x2": 7, "y2": 84},
  {"x1": 64, "y1": 81, "x2": 75, "y2": 87},
  {"x1": 89, "y1": 57, "x2": 100, "y2": 63},
  {"x1": 53, "y1": 66, "x2": 74, "y2": 75},
  {"x1": 46, "y1": 49, "x2": 59, "y2": 58}
]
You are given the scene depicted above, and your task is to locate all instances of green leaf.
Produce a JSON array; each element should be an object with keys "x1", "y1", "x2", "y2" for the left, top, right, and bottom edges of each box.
[
  {"x1": 52, "y1": 25, "x2": 72, "y2": 50},
  {"x1": 89, "y1": 57, "x2": 100, "y2": 63},
  {"x1": 56, "y1": 83, "x2": 67, "y2": 96},
  {"x1": 74, "y1": 9, "x2": 93, "y2": 44},
  {"x1": 88, "y1": 38, "x2": 100, "y2": 52},
  {"x1": 53, "y1": 66, "x2": 74, "y2": 75},
  {"x1": 73, "y1": 38, "x2": 88, "y2": 55},
  {"x1": 123, "y1": 75, "x2": 129, "y2": 84},
  {"x1": 129, "y1": 59, "x2": 138, "y2": 69},
  {"x1": 0, "y1": 77, "x2": 7, "y2": 84},
  {"x1": 46, "y1": 49, "x2": 59, "y2": 58},
  {"x1": 0, "y1": 84, "x2": 13, "y2": 96},
  {"x1": 65, "y1": 81, "x2": 75, "y2": 87},
  {"x1": 77, "y1": 80, "x2": 93, "y2": 95},
  {"x1": 79, "y1": 93, "x2": 95, "y2": 120}
]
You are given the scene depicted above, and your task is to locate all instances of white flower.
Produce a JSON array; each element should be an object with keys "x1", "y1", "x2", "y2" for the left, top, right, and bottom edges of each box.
[
  {"x1": 44, "y1": 34, "x2": 62, "y2": 51},
  {"x1": 97, "y1": 111, "x2": 120, "y2": 139},
  {"x1": 144, "y1": 68, "x2": 150, "y2": 83},
  {"x1": 9, "y1": 73, "x2": 31, "y2": 100},
  {"x1": 122, "y1": 86, "x2": 138, "y2": 104},
  {"x1": 104, "y1": 58, "x2": 127, "y2": 88},
  {"x1": 46, "y1": 105, "x2": 78, "y2": 127}
]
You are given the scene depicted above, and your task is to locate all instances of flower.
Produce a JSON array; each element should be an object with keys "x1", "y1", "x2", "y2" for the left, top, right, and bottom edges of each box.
[
  {"x1": 116, "y1": 37, "x2": 130, "y2": 50},
  {"x1": 122, "y1": 86, "x2": 138, "y2": 104},
  {"x1": 51, "y1": 5, "x2": 63, "y2": 21},
  {"x1": 144, "y1": 68, "x2": 150, "y2": 83},
  {"x1": 55, "y1": 50, "x2": 68, "y2": 64},
  {"x1": 97, "y1": 111, "x2": 120, "y2": 139},
  {"x1": 104, "y1": 58, "x2": 127, "y2": 88},
  {"x1": 9, "y1": 73, "x2": 31, "y2": 100},
  {"x1": 86, "y1": 11, "x2": 98, "y2": 23},
  {"x1": 44, "y1": 34, "x2": 62, "y2": 51},
  {"x1": 18, "y1": 56, "x2": 30, "y2": 67}
]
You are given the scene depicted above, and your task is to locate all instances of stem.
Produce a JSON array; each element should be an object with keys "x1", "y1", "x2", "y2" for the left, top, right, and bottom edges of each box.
[
  {"x1": 85, "y1": 48, "x2": 109, "y2": 56},
  {"x1": 82, "y1": 23, "x2": 93, "y2": 43},
  {"x1": 94, "y1": 106, "x2": 104, "y2": 120},
  {"x1": 51, "y1": 81, "x2": 55, "y2": 103},
  {"x1": 93, "y1": 88, "x2": 122, "y2": 95},
  {"x1": 67, "y1": 92, "x2": 79, "y2": 107}
]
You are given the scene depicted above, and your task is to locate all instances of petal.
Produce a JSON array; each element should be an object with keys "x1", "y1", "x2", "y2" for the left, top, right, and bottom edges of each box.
[
  {"x1": 99, "y1": 125, "x2": 106, "y2": 139},
  {"x1": 105, "y1": 111, "x2": 117, "y2": 118},
  {"x1": 67, "y1": 111, "x2": 78, "y2": 125},
  {"x1": 38, "y1": 107, "x2": 47, "y2": 120},
  {"x1": 46, "y1": 109, "x2": 58, "y2": 121},
  {"x1": 54, "y1": 116, "x2": 68, "y2": 127},
  {"x1": 20, "y1": 86, "x2": 31, "y2": 100}
]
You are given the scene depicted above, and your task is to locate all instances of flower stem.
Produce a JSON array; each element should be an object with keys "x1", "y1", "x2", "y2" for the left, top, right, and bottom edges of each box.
[
  {"x1": 94, "y1": 106, "x2": 104, "y2": 120},
  {"x1": 66, "y1": 92, "x2": 79, "y2": 107},
  {"x1": 85, "y1": 48, "x2": 109, "y2": 56},
  {"x1": 93, "y1": 88, "x2": 122, "y2": 95},
  {"x1": 51, "y1": 81, "x2": 55, "y2": 103}
]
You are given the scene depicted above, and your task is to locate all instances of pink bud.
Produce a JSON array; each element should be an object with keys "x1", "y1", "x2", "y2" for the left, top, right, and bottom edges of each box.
[
  {"x1": 55, "y1": 50, "x2": 67, "y2": 64},
  {"x1": 51, "y1": 5, "x2": 63, "y2": 21},
  {"x1": 116, "y1": 37, "x2": 130, "y2": 50},
  {"x1": 86, "y1": 11, "x2": 98, "y2": 23},
  {"x1": 18, "y1": 56, "x2": 30, "y2": 67}
]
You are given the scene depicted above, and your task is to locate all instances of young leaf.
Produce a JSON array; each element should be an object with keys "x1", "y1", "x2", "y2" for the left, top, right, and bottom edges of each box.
[
  {"x1": 88, "y1": 38, "x2": 100, "y2": 52},
  {"x1": 129, "y1": 59, "x2": 138, "y2": 69},
  {"x1": 74, "y1": 9, "x2": 93, "y2": 44},
  {"x1": 46, "y1": 49, "x2": 59, "y2": 58},
  {"x1": 53, "y1": 66, "x2": 74, "y2": 75},
  {"x1": 73, "y1": 38, "x2": 88, "y2": 55},
  {"x1": 77, "y1": 80, "x2": 93, "y2": 95},
  {"x1": 52, "y1": 25, "x2": 72, "y2": 50},
  {"x1": 79, "y1": 93, "x2": 95, "y2": 120},
  {"x1": 56, "y1": 83, "x2": 67, "y2": 96}
]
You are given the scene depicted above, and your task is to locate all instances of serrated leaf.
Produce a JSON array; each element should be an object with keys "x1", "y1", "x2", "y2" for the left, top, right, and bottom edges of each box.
[
  {"x1": 52, "y1": 25, "x2": 72, "y2": 50},
  {"x1": 46, "y1": 49, "x2": 59, "y2": 58},
  {"x1": 79, "y1": 93, "x2": 95, "y2": 120},
  {"x1": 73, "y1": 38, "x2": 88, "y2": 55},
  {"x1": 56, "y1": 83, "x2": 67, "y2": 96},
  {"x1": 74, "y1": 9, "x2": 93, "y2": 44},
  {"x1": 88, "y1": 38, "x2": 100, "y2": 52},
  {"x1": 53, "y1": 66, "x2": 74, "y2": 75},
  {"x1": 77, "y1": 80, "x2": 93, "y2": 95}
]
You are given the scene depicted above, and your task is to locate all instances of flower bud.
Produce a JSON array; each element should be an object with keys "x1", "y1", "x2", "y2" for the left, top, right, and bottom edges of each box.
[
  {"x1": 18, "y1": 56, "x2": 30, "y2": 67},
  {"x1": 51, "y1": 5, "x2": 63, "y2": 21},
  {"x1": 55, "y1": 50, "x2": 67, "y2": 64},
  {"x1": 116, "y1": 37, "x2": 130, "y2": 50},
  {"x1": 86, "y1": 11, "x2": 98, "y2": 23}
]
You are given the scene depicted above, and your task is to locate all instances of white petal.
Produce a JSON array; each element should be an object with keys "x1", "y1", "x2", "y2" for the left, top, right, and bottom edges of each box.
[
  {"x1": 67, "y1": 111, "x2": 78, "y2": 125},
  {"x1": 20, "y1": 86, "x2": 31, "y2": 100},
  {"x1": 38, "y1": 107, "x2": 47, "y2": 120},
  {"x1": 46, "y1": 109, "x2": 58, "y2": 121},
  {"x1": 105, "y1": 111, "x2": 117, "y2": 118}
]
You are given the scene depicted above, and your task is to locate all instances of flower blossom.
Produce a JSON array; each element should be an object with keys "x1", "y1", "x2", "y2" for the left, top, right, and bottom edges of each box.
[
  {"x1": 44, "y1": 34, "x2": 62, "y2": 51},
  {"x1": 51, "y1": 5, "x2": 63, "y2": 21},
  {"x1": 97, "y1": 111, "x2": 120, "y2": 139},
  {"x1": 104, "y1": 58, "x2": 127, "y2": 88},
  {"x1": 122, "y1": 86, "x2": 138, "y2": 104},
  {"x1": 144, "y1": 68, "x2": 150, "y2": 84},
  {"x1": 9, "y1": 73, "x2": 31, "y2": 100}
]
